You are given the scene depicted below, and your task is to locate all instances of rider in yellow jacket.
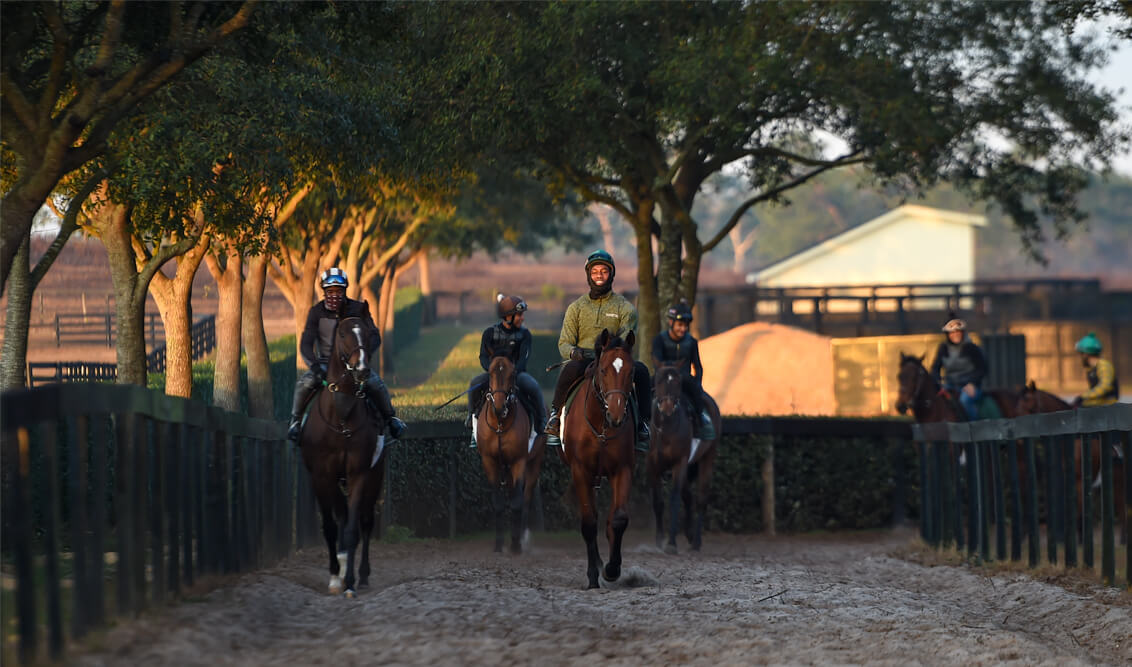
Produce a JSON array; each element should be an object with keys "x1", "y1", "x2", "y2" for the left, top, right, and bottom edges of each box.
[
  {"x1": 1071, "y1": 332, "x2": 1120, "y2": 407},
  {"x1": 544, "y1": 250, "x2": 651, "y2": 449}
]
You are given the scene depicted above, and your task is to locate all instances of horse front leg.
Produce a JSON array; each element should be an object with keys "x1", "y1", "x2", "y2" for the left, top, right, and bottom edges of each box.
[
  {"x1": 358, "y1": 462, "x2": 384, "y2": 588},
  {"x1": 509, "y1": 458, "x2": 529, "y2": 554},
  {"x1": 491, "y1": 484, "x2": 506, "y2": 553},
  {"x1": 604, "y1": 465, "x2": 632, "y2": 583},
  {"x1": 689, "y1": 456, "x2": 714, "y2": 551},
  {"x1": 648, "y1": 457, "x2": 665, "y2": 550},
  {"x1": 572, "y1": 465, "x2": 602, "y2": 589},
  {"x1": 341, "y1": 479, "x2": 366, "y2": 597},
  {"x1": 313, "y1": 483, "x2": 343, "y2": 594}
]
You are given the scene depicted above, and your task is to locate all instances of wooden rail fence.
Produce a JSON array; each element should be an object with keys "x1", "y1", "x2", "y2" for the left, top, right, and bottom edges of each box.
[
  {"x1": 0, "y1": 384, "x2": 313, "y2": 664},
  {"x1": 912, "y1": 404, "x2": 1132, "y2": 588}
]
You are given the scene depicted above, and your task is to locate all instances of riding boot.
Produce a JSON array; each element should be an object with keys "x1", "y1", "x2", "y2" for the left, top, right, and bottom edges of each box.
[
  {"x1": 366, "y1": 375, "x2": 407, "y2": 438},
  {"x1": 697, "y1": 412, "x2": 716, "y2": 440},
  {"x1": 465, "y1": 412, "x2": 477, "y2": 449},
  {"x1": 544, "y1": 407, "x2": 561, "y2": 447},
  {"x1": 288, "y1": 373, "x2": 320, "y2": 441}
]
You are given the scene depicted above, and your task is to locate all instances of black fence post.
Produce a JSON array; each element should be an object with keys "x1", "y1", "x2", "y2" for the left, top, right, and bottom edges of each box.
[
  {"x1": 1044, "y1": 435, "x2": 1060, "y2": 565},
  {"x1": 115, "y1": 412, "x2": 136, "y2": 616},
  {"x1": 1024, "y1": 437, "x2": 1040, "y2": 567},
  {"x1": 40, "y1": 422, "x2": 65, "y2": 660},
  {"x1": 1100, "y1": 431, "x2": 1115, "y2": 587},
  {"x1": 991, "y1": 440, "x2": 1006, "y2": 562},
  {"x1": 1062, "y1": 434, "x2": 1078, "y2": 568},
  {"x1": 1007, "y1": 438, "x2": 1022, "y2": 562},
  {"x1": 1082, "y1": 433, "x2": 1094, "y2": 570}
]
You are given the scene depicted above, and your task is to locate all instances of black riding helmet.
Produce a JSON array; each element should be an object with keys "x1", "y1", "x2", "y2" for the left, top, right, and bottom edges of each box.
[{"x1": 666, "y1": 302, "x2": 693, "y2": 323}]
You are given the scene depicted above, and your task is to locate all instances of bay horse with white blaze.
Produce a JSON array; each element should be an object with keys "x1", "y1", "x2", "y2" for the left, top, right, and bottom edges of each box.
[
  {"x1": 561, "y1": 329, "x2": 638, "y2": 589},
  {"x1": 298, "y1": 317, "x2": 387, "y2": 597},
  {"x1": 475, "y1": 352, "x2": 547, "y2": 554},
  {"x1": 648, "y1": 363, "x2": 721, "y2": 554}
]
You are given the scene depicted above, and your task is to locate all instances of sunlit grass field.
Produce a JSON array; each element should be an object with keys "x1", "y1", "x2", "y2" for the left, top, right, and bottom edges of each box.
[{"x1": 390, "y1": 325, "x2": 558, "y2": 423}]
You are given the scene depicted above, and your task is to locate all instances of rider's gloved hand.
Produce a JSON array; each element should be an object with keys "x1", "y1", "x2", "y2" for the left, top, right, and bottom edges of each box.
[
  {"x1": 314, "y1": 363, "x2": 328, "y2": 381},
  {"x1": 569, "y1": 347, "x2": 586, "y2": 362}
]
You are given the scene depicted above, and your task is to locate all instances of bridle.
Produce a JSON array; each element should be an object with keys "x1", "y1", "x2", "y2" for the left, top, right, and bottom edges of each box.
[
  {"x1": 321, "y1": 322, "x2": 371, "y2": 437},
  {"x1": 484, "y1": 364, "x2": 517, "y2": 435},
  {"x1": 583, "y1": 350, "x2": 632, "y2": 441},
  {"x1": 652, "y1": 367, "x2": 681, "y2": 420}
]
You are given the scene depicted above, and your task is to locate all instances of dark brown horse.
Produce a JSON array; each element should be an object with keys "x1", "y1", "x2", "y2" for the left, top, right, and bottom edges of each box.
[
  {"x1": 561, "y1": 329, "x2": 637, "y2": 589},
  {"x1": 895, "y1": 354, "x2": 1017, "y2": 422},
  {"x1": 1015, "y1": 381, "x2": 1126, "y2": 544},
  {"x1": 475, "y1": 353, "x2": 547, "y2": 554},
  {"x1": 648, "y1": 363, "x2": 721, "y2": 554},
  {"x1": 299, "y1": 317, "x2": 386, "y2": 597}
]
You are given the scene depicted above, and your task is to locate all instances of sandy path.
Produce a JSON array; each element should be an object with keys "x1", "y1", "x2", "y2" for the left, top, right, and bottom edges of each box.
[{"x1": 71, "y1": 530, "x2": 1130, "y2": 666}]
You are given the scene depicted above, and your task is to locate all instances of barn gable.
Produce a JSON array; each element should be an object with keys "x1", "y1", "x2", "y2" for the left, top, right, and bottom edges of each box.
[{"x1": 745, "y1": 205, "x2": 986, "y2": 287}]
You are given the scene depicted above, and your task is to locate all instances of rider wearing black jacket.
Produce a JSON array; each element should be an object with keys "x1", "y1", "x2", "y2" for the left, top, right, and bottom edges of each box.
[
  {"x1": 466, "y1": 295, "x2": 547, "y2": 438},
  {"x1": 288, "y1": 268, "x2": 406, "y2": 441},
  {"x1": 650, "y1": 302, "x2": 715, "y2": 439}
]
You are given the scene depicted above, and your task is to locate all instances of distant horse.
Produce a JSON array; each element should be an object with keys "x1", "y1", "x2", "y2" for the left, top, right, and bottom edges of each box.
[
  {"x1": 299, "y1": 317, "x2": 386, "y2": 597},
  {"x1": 475, "y1": 352, "x2": 547, "y2": 554},
  {"x1": 561, "y1": 329, "x2": 638, "y2": 589},
  {"x1": 1015, "y1": 381, "x2": 1125, "y2": 544},
  {"x1": 648, "y1": 363, "x2": 721, "y2": 554},
  {"x1": 894, "y1": 354, "x2": 1017, "y2": 423}
]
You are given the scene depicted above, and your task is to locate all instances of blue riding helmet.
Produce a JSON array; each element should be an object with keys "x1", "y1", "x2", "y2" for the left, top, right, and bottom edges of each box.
[{"x1": 320, "y1": 267, "x2": 349, "y2": 289}]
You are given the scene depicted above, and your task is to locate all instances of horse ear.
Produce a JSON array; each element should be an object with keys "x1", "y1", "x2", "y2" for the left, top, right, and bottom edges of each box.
[
  {"x1": 917, "y1": 354, "x2": 925, "y2": 363},
  {"x1": 598, "y1": 329, "x2": 610, "y2": 347},
  {"x1": 1027, "y1": 379, "x2": 1036, "y2": 390},
  {"x1": 625, "y1": 330, "x2": 635, "y2": 351}
]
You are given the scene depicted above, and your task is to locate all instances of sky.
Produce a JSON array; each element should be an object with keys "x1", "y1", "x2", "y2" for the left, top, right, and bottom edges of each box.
[{"x1": 1096, "y1": 40, "x2": 1132, "y2": 176}]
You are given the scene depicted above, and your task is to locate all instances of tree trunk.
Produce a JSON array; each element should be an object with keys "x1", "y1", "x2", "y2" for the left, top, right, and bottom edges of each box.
[
  {"x1": 95, "y1": 202, "x2": 149, "y2": 386},
  {"x1": 594, "y1": 205, "x2": 618, "y2": 254},
  {"x1": 1, "y1": 237, "x2": 33, "y2": 389},
  {"x1": 243, "y1": 255, "x2": 274, "y2": 419},
  {"x1": 631, "y1": 204, "x2": 661, "y2": 371},
  {"x1": 207, "y1": 243, "x2": 244, "y2": 412},
  {"x1": 1, "y1": 186, "x2": 52, "y2": 295},
  {"x1": 418, "y1": 250, "x2": 434, "y2": 325},
  {"x1": 149, "y1": 232, "x2": 210, "y2": 398},
  {"x1": 655, "y1": 208, "x2": 684, "y2": 327},
  {"x1": 378, "y1": 262, "x2": 397, "y2": 377},
  {"x1": 362, "y1": 283, "x2": 381, "y2": 330}
]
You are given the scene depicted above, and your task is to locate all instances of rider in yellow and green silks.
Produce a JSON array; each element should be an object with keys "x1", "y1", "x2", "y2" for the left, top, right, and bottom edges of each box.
[
  {"x1": 1072, "y1": 332, "x2": 1119, "y2": 408},
  {"x1": 544, "y1": 250, "x2": 651, "y2": 450}
]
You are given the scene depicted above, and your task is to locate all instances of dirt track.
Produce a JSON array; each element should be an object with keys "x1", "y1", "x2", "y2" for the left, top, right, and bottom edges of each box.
[{"x1": 71, "y1": 530, "x2": 1130, "y2": 666}]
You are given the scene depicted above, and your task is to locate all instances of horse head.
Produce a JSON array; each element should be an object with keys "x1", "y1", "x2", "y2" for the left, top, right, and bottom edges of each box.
[
  {"x1": 1014, "y1": 379, "x2": 1070, "y2": 415},
  {"x1": 329, "y1": 317, "x2": 372, "y2": 393},
  {"x1": 594, "y1": 329, "x2": 635, "y2": 427},
  {"x1": 895, "y1": 352, "x2": 932, "y2": 415},
  {"x1": 486, "y1": 351, "x2": 517, "y2": 421},
  {"x1": 653, "y1": 363, "x2": 682, "y2": 417}
]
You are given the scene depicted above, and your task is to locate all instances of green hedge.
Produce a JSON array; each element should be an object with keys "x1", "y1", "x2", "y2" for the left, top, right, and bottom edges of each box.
[
  {"x1": 381, "y1": 432, "x2": 921, "y2": 538},
  {"x1": 391, "y1": 287, "x2": 423, "y2": 354}
]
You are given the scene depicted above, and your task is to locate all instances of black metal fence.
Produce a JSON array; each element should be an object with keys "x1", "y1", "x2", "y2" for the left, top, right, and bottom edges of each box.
[
  {"x1": 0, "y1": 384, "x2": 313, "y2": 665},
  {"x1": 28, "y1": 316, "x2": 217, "y2": 386},
  {"x1": 912, "y1": 404, "x2": 1131, "y2": 588}
]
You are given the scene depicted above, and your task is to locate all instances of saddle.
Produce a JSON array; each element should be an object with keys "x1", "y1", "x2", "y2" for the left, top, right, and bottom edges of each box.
[{"x1": 938, "y1": 388, "x2": 1001, "y2": 421}]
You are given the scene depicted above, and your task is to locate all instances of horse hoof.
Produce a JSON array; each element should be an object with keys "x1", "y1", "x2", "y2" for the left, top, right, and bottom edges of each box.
[
  {"x1": 521, "y1": 529, "x2": 531, "y2": 551},
  {"x1": 344, "y1": 589, "x2": 356, "y2": 599},
  {"x1": 603, "y1": 564, "x2": 621, "y2": 582},
  {"x1": 664, "y1": 543, "x2": 677, "y2": 555},
  {"x1": 329, "y1": 576, "x2": 343, "y2": 595}
]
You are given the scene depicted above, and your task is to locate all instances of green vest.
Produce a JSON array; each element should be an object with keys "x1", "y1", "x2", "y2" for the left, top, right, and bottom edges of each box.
[{"x1": 557, "y1": 292, "x2": 638, "y2": 360}]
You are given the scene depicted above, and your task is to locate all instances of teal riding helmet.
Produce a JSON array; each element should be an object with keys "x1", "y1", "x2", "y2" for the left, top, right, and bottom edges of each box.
[
  {"x1": 584, "y1": 249, "x2": 615, "y2": 278},
  {"x1": 1075, "y1": 332, "x2": 1102, "y2": 356}
]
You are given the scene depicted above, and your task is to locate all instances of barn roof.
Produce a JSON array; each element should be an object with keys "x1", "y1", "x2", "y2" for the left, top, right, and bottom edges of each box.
[{"x1": 745, "y1": 205, "x2": 986, "y2": 285}]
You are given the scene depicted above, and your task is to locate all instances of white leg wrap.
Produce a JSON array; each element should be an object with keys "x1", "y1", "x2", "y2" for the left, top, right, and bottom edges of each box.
[{"x1": 371, "y1": 435, "x2": 386, "y2": 468}]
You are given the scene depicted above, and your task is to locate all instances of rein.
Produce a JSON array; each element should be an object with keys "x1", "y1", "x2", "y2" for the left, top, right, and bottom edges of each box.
[
  {"x1": 582, "y1": 362, "x2": 630, "y2": 444},
  {"x1": 318, "y1": 322, "x2": 372, "y2": 439}
]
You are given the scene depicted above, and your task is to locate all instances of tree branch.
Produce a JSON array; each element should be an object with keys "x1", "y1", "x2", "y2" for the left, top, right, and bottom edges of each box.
[
  {"x1": 703, "y1": 155, "x2": 864, "y2": 252},
  {"x1": 139, "y1": 236, "x2": 195, "y2": 288},
  {"x1": 29, "y1": 172, "x2": 102, "y2": 288},
  {"x1": 1, "y1": 71, "x2": 39, "y2": 137}
]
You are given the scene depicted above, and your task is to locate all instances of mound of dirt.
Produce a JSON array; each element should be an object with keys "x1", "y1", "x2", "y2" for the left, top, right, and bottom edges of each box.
[{"x1": 699, "y1": 321, "x2": 834, "y2": 416}]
